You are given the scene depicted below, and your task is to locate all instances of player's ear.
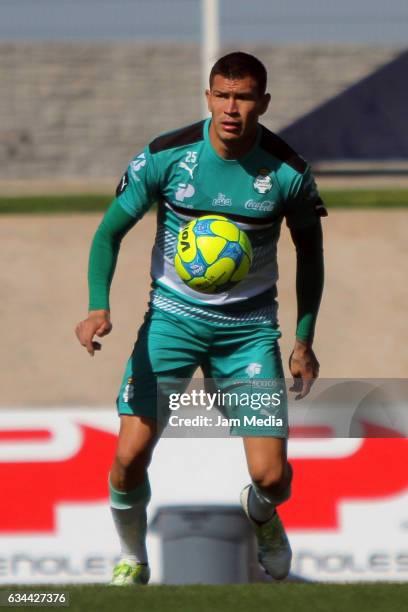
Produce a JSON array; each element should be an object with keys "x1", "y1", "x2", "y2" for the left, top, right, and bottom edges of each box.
[
  {"x1": 258, "y1": 93, "x2": 271, "y2": 116},
  {"x1": 205, "y1": 89, "x2": 212, "y2": 112}
]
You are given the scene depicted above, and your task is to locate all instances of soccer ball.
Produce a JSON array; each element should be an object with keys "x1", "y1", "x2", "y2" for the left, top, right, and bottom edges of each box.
[{"x1": 174, "y1": 215, "x2": 253, "y2": 293}]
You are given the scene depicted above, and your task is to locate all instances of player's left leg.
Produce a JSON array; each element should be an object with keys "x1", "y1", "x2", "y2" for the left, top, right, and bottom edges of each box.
[
  {"x1": 208, "y1": 322, "x2": 292, "y2": 579},
  {"x1": 241, "y1": 436, "x2": 292, "y2": 580},
  {"x1": 243, "y1": 436, "x2": 291, "y2": 521}
]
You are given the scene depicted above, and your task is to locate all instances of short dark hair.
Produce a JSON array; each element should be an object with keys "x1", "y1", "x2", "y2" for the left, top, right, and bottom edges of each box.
[{"x1": 209, "y1": 52, "x2": 267, "y2": 96}]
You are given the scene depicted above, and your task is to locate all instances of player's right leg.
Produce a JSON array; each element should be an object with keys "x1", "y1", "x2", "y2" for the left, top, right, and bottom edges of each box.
[
  {"x1": 110, "y1": 415, "x2": 158, "y2": 586},
  {"x1": 110, "y1": 308, "x2": 210, "y2": 585}
]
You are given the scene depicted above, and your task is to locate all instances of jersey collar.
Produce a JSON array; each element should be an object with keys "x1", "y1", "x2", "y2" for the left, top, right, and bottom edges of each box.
[{"x1": 204, "y1": 118, "x2": 262, "y2": 165}]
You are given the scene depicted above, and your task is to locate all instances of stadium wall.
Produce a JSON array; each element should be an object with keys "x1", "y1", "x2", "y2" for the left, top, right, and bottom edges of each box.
[{"x1": 0, "y1": 43, "x2": 401, "y2": 182}]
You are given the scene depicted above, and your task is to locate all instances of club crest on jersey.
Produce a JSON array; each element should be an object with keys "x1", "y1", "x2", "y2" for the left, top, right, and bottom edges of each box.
[{"x1": 253, "y1": 168, "x2": 272, "y2": 194}]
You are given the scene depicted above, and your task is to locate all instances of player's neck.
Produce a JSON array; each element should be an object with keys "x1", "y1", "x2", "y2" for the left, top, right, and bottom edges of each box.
[{"x1": 209, "y1": 124, "x2": 258, "y2": 160}]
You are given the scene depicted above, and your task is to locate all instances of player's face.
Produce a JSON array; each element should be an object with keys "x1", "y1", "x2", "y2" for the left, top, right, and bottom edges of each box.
[{"x1": 206, "y1": 74, "x2": 270, "y2": 156}]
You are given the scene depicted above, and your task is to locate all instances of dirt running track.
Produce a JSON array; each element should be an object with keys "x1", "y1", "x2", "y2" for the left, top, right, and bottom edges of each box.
[{"x1": 0, "y1": 210, "x2": 407, "y2": 406}]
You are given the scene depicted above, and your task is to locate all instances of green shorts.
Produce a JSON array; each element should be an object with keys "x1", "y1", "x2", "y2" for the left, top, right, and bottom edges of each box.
[{"x1": 117, "y1": 307, "x2": 288, "y2": 437}]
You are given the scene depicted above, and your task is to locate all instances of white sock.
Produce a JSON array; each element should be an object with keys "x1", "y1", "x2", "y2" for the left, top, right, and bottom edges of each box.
[
  {"x1": 111, "y1": 505, "x2": 148, "y2": 564},
  {"x1": 109, "y1": 475, "x2": 151, "y2": 565}
]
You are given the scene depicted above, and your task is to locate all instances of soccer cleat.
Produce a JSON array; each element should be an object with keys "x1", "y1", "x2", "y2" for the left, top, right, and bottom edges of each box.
[
  {"x1": 111, "y1": 560, "x2": 150, "y2": 586},
  {"x1": 240, "y1": 484, "x2": 292, "y2": 580}
]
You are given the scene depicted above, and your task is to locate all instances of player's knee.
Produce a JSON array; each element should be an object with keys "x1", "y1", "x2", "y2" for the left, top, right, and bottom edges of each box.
[
  {"x1": 116, "y1": 447, "x2": 150, "y2": 470},
  {"x1": 250, "y1": 462, "x2": 286, "y2": 491},
  {"x1": 113, "y1": 446, "x2": 151, "y2": 482}
]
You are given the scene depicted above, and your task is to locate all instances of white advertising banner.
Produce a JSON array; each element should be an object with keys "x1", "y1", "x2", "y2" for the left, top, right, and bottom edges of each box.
[{"x1": 0, "y1": 408, "x2": 407, "y2": 584}]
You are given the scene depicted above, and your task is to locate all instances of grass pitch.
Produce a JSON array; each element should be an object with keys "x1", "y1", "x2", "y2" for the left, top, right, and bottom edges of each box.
[
  {"x1": 0, "y1": 189, "x2": 407, "y2": 214},
  {"x1": 1, "y1": 583, "x2": 407, "y2": 612}
]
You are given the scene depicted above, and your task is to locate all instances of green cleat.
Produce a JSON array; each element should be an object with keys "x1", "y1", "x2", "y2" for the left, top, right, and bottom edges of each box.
[
  {"x1": 240, "y1": 484, "x2": 292, "y2": 580},
  {"x1": 111, "y1": 560, "x2": 150, "y2": 586}
]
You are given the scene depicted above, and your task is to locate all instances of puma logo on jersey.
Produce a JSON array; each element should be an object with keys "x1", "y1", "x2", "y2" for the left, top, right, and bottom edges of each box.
[
  {"x1": 179, "y1": 161, "x2": 198, "y2": 180},
  {"x1": 115, "y1": 172, "x2": 129, "y2": 196}
]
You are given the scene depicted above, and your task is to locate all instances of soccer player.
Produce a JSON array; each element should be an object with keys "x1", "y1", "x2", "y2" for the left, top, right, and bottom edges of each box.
[{"x1": 75, "y1": 52, "x2": 325, "y2": 585}]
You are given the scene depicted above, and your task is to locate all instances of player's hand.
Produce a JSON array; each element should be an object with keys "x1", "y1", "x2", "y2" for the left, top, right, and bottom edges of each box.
[
  {"x1": 289, "y1": 339, "x2": 319, "y2": 400},
  {"x1": 75, "y1": 310, "x2": 112, "y2": 356}
]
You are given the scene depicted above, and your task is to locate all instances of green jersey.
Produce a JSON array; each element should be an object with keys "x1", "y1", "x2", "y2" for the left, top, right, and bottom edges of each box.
[{"x1": 89, "y1": 118, "x2": 325, "y2": 336}]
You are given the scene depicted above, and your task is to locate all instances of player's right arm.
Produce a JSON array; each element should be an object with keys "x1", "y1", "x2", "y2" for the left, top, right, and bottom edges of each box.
[{"x1": 75, "y1": 147, "x2": 159, "y2": 355}]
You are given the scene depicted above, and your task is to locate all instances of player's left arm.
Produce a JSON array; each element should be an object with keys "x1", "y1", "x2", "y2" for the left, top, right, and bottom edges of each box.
[
  {"x1": 289, "y1": 220, "x2": 324, "y2": 399},
  {"x1": 284, "y1": 166, "x2": 327, "y2": 399}
]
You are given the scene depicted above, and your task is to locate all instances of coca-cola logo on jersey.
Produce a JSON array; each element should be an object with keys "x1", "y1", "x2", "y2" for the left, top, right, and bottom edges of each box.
[{"x1": 244, "y1": 199, "x2": 276, "y2": 212}]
